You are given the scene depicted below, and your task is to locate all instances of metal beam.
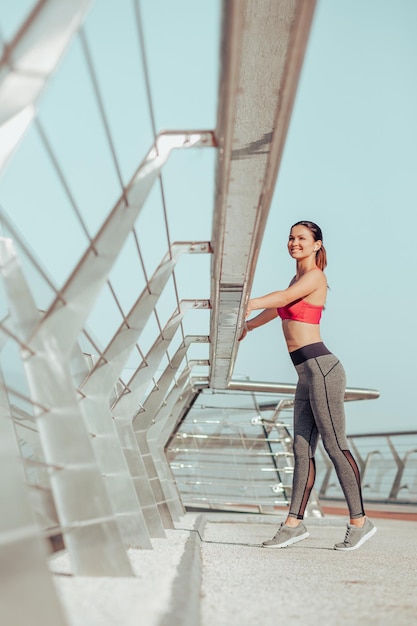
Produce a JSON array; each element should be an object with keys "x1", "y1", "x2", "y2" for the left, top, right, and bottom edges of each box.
[
  {"x1": 38, "y1": 131, "x2": 214, "y2": 358},
  {"x1": 0, "y1": 236, "x2": 134, "y2": 577},
  {"x1": 227, "y1": 379, "x2": 380, "y2": 402},
  {"x1": 133, "y1": 339, "x2": 208, "y2": 524},
  {"x1": 210, "y1": 0, "x2": 317, "y2": 388},
  {"x1": 0, "y1": 374, "x2": 68, "y2": 626},
  {"x1": 0, "y1": 0, "x2": 93, "y2": 170}
]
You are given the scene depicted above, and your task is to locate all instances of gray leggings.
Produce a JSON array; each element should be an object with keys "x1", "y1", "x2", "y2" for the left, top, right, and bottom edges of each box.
[{"x1": 288, "y1": 342, "x2": 365, "y2": 520}]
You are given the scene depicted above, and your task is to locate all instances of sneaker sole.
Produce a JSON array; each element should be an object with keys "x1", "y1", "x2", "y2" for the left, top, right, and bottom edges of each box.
[
  {"x1": 334, "y1": 526, "x2": 377, "y2": 551},
  {"x1": 262, "y1": 531, "x2": 310, "y2": 549}
]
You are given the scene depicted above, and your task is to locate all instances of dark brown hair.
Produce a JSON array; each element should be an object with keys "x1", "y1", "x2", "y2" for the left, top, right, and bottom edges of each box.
[{"x1": 291, "y1": 220, "x2": 327, "y2": 270}]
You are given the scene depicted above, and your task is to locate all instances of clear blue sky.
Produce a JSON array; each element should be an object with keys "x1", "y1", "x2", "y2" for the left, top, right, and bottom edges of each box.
[{"x1": 1, "y1": 1, "x2": 416, "y2": 434}]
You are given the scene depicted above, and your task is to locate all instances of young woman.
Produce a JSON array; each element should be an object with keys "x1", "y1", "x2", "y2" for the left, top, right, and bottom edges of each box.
[{"x1": 241, "y1": 220, "x2": 376, "y2": 551}]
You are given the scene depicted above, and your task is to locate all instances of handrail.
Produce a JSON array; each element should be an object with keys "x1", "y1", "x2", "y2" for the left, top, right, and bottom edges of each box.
[
  {"x1": 167, "y1": 387, "x2": 416, "y2": 513},
  {"x1": 227, "y1": 379, "x2": 380, "y2": 402},
  {"x1": 347, "y1": 430, "x2": 417, "y2": 438}
]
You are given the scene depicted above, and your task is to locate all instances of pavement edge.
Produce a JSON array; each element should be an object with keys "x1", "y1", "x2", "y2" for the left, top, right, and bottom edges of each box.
[{"x1": 157, "y1": 514, "x2": 207, "y2": 626}]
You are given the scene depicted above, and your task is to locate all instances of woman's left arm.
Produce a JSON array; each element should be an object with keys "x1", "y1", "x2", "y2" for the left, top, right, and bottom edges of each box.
[{"x1": 246, "y1": 271, "x2": 324, "y2": 318}]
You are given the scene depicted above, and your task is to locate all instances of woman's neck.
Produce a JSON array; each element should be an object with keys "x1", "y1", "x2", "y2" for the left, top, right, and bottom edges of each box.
[{"x1": 296, "y1": 259, "x2": 318, "y2": 278}]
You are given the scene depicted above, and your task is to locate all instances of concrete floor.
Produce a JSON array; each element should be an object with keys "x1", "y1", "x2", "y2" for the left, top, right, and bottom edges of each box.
[{"x1": 49, "y1": 511, "x2": 417, "y2": 626}]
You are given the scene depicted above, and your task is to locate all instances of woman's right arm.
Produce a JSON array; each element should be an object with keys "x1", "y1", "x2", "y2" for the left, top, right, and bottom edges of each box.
[{"x1": 239, "y1": 308, "x2": 278, "y2": 341}]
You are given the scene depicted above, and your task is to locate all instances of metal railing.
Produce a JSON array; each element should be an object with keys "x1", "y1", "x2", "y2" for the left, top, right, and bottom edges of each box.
[
  {"x1": 318, "y1": 431, "x2": 417, "y2": 504},
  {"x1": 167, "y1": 388, "x2": 417, "y2": 514},
  {"x1": 166, "y1": 387, "x2": 322, "y2": 515}
]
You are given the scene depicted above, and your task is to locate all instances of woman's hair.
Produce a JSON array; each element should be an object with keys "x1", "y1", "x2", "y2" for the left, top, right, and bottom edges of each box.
[{"x1": 291, "y1": 220, "x2": 327, "y2": 270}]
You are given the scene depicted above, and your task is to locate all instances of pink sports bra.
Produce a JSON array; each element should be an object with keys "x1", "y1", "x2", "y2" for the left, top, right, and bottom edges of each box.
[{"x1": 277, "y1": 298, "x2": 323, "y2": 324}]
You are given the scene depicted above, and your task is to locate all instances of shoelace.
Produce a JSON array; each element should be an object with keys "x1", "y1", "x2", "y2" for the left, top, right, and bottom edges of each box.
[
  {"x1": 273, "y1": 522, "x2": 300, "y2": 539},
  {"x1": 343, "y1": 526, "x2": 352, "y2": 543},
  {"x1": 272, "y1": 523, "x2": 285, "y2": 539}
]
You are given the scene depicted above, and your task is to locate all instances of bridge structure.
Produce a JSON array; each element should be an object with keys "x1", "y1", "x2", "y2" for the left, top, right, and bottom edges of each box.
[{"x1": 0, "y1": 2, "x2": 415, "y2": 625}]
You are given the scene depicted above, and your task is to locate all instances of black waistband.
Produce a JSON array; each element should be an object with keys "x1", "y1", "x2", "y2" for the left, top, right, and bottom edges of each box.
[{"x1": 290, "y1": 342, "x2": 331, "y2": 366}]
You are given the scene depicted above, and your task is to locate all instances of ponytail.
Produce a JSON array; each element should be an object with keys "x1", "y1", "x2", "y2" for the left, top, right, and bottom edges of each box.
[{"x1": 316, "y1": 245, "x2": 327, "y2": 270}]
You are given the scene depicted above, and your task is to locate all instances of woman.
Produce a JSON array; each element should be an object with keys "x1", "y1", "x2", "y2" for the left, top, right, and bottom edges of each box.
[{"x1": 242, "y1": 220, "x2": 376, "y2": 551}]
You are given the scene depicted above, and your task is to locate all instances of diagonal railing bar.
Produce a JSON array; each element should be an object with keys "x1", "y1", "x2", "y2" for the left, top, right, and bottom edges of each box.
[
  {"x1": 0, "y1": 207, "x2": 63, "y2": 304},
  {"x1": 388, "y1": 437, "x2": 408, "y2": 501},
  {"x1": 133, "y1": 0, "x2": 158, "y2": 140},
  {"x1": 129, "y1": 233, "x2": 177, "y2": 370},
  {"x1": 148, "y1": 363, "x2": 208, "y2": 519},
  {"x1": 153, "y1": 309, "x2": 176, "y2": 370},
  {"x1": 317, "y1": 433, "x2": 417, "y2": 504},
  {"x1": 0, "y1": 378, "x2": 49, "y2": 415},
  {"x1": 131, "y1": 228, "x2": 187, "y2": 377},
  {"x1": 132, "y1": 228, "x2": 152, "y2": 292},
  {"x1": 0, "y1": 0, "x2": 93, "y2": 170},
  {"x1": 32, "y1": 130, "x2": 215, "y2": 356},
  {"x1": 155, "y1": 181, "x2": 188, "y2": 355},
  {"x1": 106, "y1": 302, "x2": 208, "y2": 531},
  {"x1": 76, "y1": 392, "x2": 152, "y2": 547},
  {"x1": 137, "y1": 0, "x2": 175, "y2": 278},
  {"x1": 69, "y1": 340, "x2": 95, "y2": 388},
  {"x1": 10, "y1": 403, "x2": 48, "y2": 472},
  {"x1": 78, "y1": 297, "x2": 208, "y2": 537},
  {"x1": 134, "y1": 338, "x2": 209, "y2": 431},
  {"x1": 113, "y1": 305, "x2": 209, "y2": 418},
  {"x1": 133, "y1": 339, "x2": 208, "y2": 522},
  {"x1": 150, "y1": 363, "x2": 209, "y2": 444},
  {"x1": 67, "y1": 346, "x2": 153, "y2": 545},
  {"x1": 0, "y1": 373, "x2": 68, "y2": 626},
  {"x1": 0, "y1": 237, "x2": 133, "y2": 576},
  {"x1": 106, "y1": 279, "x2": 129, "y2": 325},
  {"x1": 0, "y1": 320, "x2": 36, "y2": 357},
  {"x1": 34, "y1": 119, "x2": 93, "y2": 245},
  {"x1": 131, "y1": 197, "x2": 187, "y2": 360},
  {"x1": 80, "y1": 328, "x2": 106, "y2": 366},
  {"x1": 158, "y1": 382, "x2": 200, "y2": 452},
  {"x1": 156, "y1": 175, "x2": 189, "y2": 350},
  {"x1": 1, "y1": 136, "x2": 214, "y2": 552},
  {"x1": 65, "y1": 339, "x2": 153, "y2": 544},
  {"x1": 82, "y1": 242, "x2": 210, "y2": 392},
  {"x1": 173, "y1": 278, "x2": 187, "y2": 349},
  {"x1": 79, "y1": 27, "x2": 128, "y2": 199}
]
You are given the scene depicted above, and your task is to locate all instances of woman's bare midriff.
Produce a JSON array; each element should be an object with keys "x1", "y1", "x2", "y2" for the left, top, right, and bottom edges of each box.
[{"x1": 281, "y1": 319, "x2": 323, "y2": 352}]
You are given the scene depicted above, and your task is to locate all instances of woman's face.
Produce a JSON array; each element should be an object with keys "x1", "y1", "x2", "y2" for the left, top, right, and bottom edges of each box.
[{"x1": 287, "y1": 225, "x2": 318, "y2": 260}]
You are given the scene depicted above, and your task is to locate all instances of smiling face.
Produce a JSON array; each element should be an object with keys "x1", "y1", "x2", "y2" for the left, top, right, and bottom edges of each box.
[{"x1": 288, "y1": 224, "x2": 320, "y2": 261}]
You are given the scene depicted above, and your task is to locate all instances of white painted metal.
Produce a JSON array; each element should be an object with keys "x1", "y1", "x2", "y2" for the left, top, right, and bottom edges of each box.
[
  {"x1": 0, "y1": 236, "x2": 134, "y2": 576},
  {"x1": 145, "y1": 352, "x2": 209, "y2": 521},
  {"x1": 9, "y1": 404, "x2": 59, "y2": 530},
  {"x1": 133, "y1": 339, "x2": 209, "y2": 523},
  {"x1": 0, "y1": 130, "x2": 214, "y2": 554},
  {"x1": 41, "y1": 131, "x2": 214, "y2": 358},
  {"x1": 0, "y1": 373, "x2": 68, "y2": 626},
  {"x1": 76, "y1": 244, "x2": 210, "y2": 541},
  {"x1": 149, "y1": 361, "x2": 209, "y2": 518},
  {"x1": 102, "y1": 286, "x2": 210, "y2": 534},
  {"x1": 0, "y1": 0, "x2": 93, "y2": 169}
]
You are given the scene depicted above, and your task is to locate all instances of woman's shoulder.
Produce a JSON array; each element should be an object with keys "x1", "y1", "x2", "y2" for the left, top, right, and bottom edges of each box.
[
  {"x1": 305, "y1": 267, "x2": 326, "y2": 281},
  {"x1": 304, "y1": 267, "x2": 327, "y2": 291}
]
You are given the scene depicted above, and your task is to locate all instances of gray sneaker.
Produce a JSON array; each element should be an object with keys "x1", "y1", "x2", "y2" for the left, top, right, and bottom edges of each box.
[
  {"x1": 262, "y1": 522, "x2": 309, "y2": 548},
  {"x1": 334, "y1": 518, "x2": 377, "y2": 551}
]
